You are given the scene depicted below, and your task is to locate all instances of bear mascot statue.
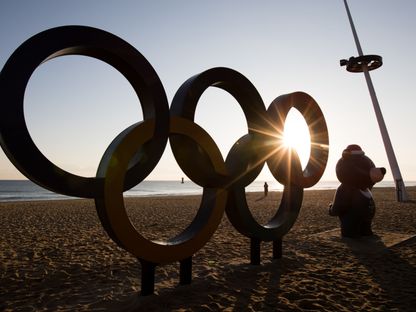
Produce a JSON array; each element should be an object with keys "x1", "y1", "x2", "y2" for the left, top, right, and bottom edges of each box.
[{"x1": 329, "y1": 144, "x2": 386, "y2": 238}]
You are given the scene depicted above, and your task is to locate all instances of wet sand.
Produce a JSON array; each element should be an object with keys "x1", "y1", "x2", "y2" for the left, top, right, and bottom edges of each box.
[{"x1": 1, "y1": 187, "x2": 415, "y2": 311}]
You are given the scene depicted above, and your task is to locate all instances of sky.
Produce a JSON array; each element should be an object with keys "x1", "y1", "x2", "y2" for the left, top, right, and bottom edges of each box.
[{"x1": 1, "y1": 0, "x2": 416, "y2": 186}]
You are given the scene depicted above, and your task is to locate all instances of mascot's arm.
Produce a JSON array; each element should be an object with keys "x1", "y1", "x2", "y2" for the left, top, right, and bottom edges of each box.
[{"x1": 329, "y1": 184, "x2": 352, "y2": 216}]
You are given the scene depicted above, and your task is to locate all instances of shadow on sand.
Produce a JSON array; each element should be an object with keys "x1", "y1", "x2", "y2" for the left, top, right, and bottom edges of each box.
[{"x1": 346, "y1": 234, "x2": 416, "y2": 311}]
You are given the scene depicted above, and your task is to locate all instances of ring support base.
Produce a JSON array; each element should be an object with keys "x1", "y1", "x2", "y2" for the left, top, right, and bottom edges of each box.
[
  {"x1": 250, "y1": 238, "x2": 283, "y2": 265},
  {"x1": 179, "y1": 256, "x2": 192, "y2": 285},
  {"x1": 139, "y1": 259, "x2": 156, "y2": 296},
  {"x1": 139, "y1": 256, "x2": 193, "y2": 295}
]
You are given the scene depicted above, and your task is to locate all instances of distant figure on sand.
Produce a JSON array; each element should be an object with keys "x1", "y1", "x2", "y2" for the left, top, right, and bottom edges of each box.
[
  {"x1": 329, "y1": 145, "x2": 386, "y2": 238},
  {"x1": 264, "y1": 182, "x2": 269, "y2": 197},
  {"x1": 181, "y1": 177, "x2": 184, "y2": 184}
]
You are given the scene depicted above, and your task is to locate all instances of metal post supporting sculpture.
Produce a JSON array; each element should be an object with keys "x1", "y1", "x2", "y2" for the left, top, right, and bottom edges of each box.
[
  {"x1": 0, "y1": 26, "x2": 329, "y2": 295},
  {"x1": 340, "y1": 0, "x2": 408, "y2": 202}
]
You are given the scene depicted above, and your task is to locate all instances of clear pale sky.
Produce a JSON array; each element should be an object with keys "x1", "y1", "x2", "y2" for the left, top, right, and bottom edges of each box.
[{"x1": 1, "y1": 0, "x2": 415, "y2": 184}]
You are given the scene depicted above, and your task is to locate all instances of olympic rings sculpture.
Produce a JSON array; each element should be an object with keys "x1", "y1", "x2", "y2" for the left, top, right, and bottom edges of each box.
[{"x1": 0, "y1": 26, "x2": 329, "y2": 294}]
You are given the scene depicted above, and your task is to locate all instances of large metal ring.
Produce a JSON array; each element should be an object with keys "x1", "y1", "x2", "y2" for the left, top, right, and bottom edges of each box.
[
  {"x1": 95, "y1": 118, "x2": 226, "y2": 263},
  {"x1": 0, "y1": 25, "x2": 169, "y2": 198},
  {"x1": 170, "y1": 67, "x2": 268, "y2": 188},
  {"x1": 267, "y1": 92, "x2": 329, "y2": 188},
  {"x1": 226, "y1": 144, "x2": 304, "y2": 241}
]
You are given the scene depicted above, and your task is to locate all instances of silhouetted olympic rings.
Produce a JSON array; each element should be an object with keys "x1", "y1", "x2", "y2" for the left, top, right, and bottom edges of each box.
[{"x1": 0, "y1": 26, "x2": 329, "y2": 265}]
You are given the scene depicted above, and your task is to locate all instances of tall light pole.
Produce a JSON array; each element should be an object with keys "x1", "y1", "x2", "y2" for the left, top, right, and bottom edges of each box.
[{"x1": 340, "y1": 0, "x2": 408, "y2": 202}]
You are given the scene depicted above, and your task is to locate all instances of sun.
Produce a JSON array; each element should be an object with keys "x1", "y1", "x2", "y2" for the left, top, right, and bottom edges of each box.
[{"x1": 283, "y1": 109, "x2": 311, "y2": 168}]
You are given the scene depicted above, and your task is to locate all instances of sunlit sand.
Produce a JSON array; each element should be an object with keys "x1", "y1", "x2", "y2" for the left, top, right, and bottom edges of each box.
[{"x1": 1, "y1": 187, "x2": 415, "y2": 311}]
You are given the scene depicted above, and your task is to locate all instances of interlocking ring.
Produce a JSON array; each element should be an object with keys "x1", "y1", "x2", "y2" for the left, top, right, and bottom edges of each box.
[
  {"x1": 170, "y1": 67, "x2": 266, "y2": 188},
  {"x1": 0, "y1": 26, "x2": 329, "y2": 265},
  {"x1": 0, "y1": 25, "x2": 169, "y2": 198},
  {"x1": 267, "y1": 92, "x2": 329, "y2": 188},
  {"x1": 95, "y1": 118, "x2": 227, "y2": 263}
]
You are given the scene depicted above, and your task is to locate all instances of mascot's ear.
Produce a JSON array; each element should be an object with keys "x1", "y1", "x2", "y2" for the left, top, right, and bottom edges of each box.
[{"x1": 370, "y1": 167, "x2": 386, "y2": 183}]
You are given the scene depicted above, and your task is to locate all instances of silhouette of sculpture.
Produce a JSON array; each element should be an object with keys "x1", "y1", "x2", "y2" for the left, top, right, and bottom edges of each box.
[
  {"x1": 329, "y1": 145, "x2": 386, "y2": 238},
  {"x1": 0, "y1": 26, "x2": 329, "y2": 295}
]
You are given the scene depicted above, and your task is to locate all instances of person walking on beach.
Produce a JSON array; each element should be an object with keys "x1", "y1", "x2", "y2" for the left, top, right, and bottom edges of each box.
[{"x1": 264, "y1": 182, "x2": 269, "y2": 197}]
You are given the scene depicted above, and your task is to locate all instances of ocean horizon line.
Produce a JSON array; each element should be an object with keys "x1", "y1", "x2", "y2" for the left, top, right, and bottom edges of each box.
[{"x1": 1, "y1": 179, "x2": 415, "y2": 203}]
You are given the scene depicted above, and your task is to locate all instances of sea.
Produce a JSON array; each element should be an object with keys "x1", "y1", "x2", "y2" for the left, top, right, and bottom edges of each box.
[{"x1": 0, "y1": 179, "x2": 413, "y2": 202}]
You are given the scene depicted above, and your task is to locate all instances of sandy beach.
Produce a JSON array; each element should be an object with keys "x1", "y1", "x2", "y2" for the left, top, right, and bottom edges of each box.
[{"x1": 1, "y1": 187, "x2": 415, "y2": 311}]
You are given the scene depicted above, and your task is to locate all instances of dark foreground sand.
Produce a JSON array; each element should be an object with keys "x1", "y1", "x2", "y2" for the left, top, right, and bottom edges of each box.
[{"x1": 1, "y1": 187, "x2": 415, "y2": 311}]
